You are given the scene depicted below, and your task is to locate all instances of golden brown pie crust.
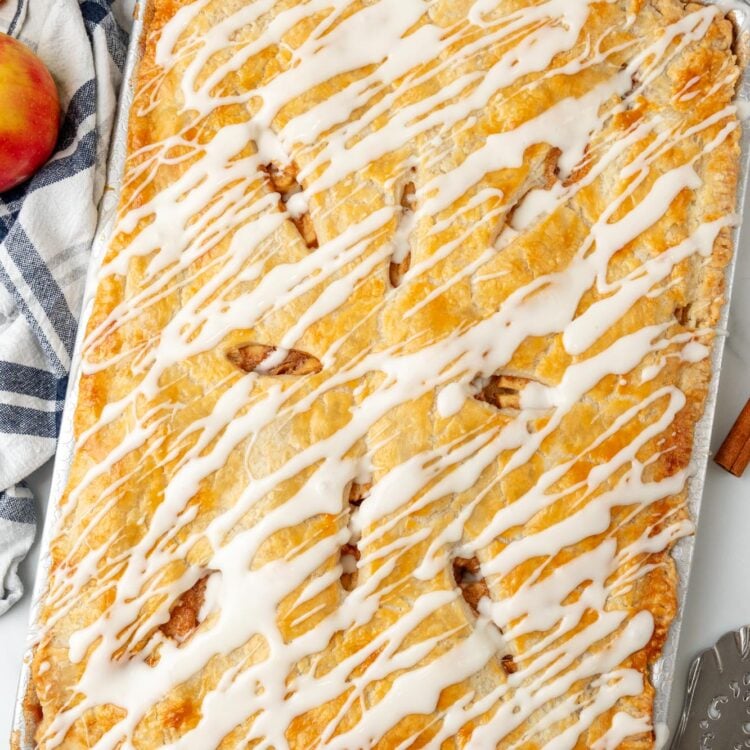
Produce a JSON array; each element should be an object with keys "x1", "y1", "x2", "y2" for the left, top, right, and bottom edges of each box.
[{"x1": 22, "y1": 0, "x2": 741, "y2": 748}]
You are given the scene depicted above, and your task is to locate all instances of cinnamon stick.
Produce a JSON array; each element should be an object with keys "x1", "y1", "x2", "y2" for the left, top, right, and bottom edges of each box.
[{"x1": 714, "y1": 398, "x2": 750, "y2": 477}]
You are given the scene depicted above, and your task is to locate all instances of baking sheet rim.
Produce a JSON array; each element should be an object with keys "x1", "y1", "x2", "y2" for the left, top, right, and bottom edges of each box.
[{"x1": 11, "y1": 2, "x2": 750, "y2": 746}]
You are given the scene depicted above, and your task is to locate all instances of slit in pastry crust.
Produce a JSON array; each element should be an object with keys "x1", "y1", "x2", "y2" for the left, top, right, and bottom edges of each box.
[
  {"x1": 227, "y1": 344, "x2": 322, "y2": 376},
  {"x1": 341, "y1": 482, "x2": 367, "y2": 591},
  {"x1": 262, "y1": 161, "x2": 319, "y2": 249},
  {"x1": 389, "y1": 174, "x2": 416, "y2": 287},
  {"x1": 474, "y1": 374, "x2": 533, "y2": 411},
  {"x1": 160, "y1": 576, "x2": 209, "y2": 643}
]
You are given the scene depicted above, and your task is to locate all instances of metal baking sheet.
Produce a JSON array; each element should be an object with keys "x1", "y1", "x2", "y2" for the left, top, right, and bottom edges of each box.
[{"x1": 10, "y1": 2, "x2": 750, "y2": 747}]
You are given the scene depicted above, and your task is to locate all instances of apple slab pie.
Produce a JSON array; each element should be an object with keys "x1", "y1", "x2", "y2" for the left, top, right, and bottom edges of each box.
[{"x1": 22, "y1": 0, "x2": 741, "y2": 748}]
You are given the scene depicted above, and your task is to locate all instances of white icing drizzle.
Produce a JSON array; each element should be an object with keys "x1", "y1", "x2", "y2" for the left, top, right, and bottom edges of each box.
[{"x1": 35, "y1": 1, "x2": 741, "y2": 748}]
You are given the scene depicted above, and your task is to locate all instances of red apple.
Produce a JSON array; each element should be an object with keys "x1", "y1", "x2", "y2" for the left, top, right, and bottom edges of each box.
[{"x1": 0, "y1": 33, "x2": 60, "y2": 193}]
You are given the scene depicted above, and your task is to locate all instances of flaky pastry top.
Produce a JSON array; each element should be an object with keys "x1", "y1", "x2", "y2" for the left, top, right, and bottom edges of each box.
[{"x1": 25, "y1": 1, "x2": 741, "y2": 748}]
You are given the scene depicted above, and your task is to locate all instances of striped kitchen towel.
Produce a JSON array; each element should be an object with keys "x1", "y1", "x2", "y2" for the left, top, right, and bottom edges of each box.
[{"x1": 0, "y1": 0, "x2": 129, "y2": 614}]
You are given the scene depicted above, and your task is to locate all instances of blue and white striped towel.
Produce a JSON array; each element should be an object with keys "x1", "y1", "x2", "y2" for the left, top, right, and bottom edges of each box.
[{"x1": 0, "y1": 0, "x2": 130, "y2": 614}]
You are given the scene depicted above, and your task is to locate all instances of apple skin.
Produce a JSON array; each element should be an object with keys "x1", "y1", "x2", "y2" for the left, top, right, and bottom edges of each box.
[{"x1": 0, "y1": 33, "x2": 60, "y2": 193}]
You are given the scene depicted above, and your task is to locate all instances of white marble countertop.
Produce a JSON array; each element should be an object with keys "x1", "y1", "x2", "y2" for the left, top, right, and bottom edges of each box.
[{"x1": 2, "y1": 204, "x2": 749, "y2": 748}]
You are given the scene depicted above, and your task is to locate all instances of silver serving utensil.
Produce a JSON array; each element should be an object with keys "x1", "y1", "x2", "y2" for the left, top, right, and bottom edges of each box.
[{"x1": 670, "y1": 627, "x2": 750, "y2": 749}]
